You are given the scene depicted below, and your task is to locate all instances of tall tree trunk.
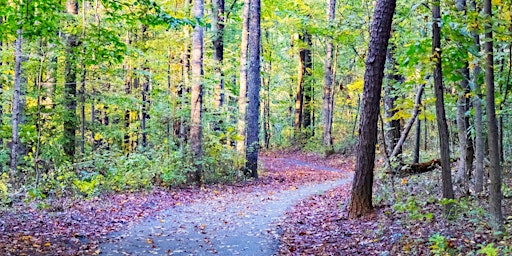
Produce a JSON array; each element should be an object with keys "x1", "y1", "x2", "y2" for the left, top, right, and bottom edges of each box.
[
  {"x1": 190, "y1": 0, "x2": 204, "y2": 183},
  {"x1": 141, "y1": 66, "x2": 150, "y2": 149},
  {"x1": 322, "y1": 0, "x2": 336, "y2": 149},
  {"x1": 301, "y1": 32, "x2": 313, "y2": 132},
  {"x1": 384, "y1": 45, "x2": 402, "y2": 158},
  {"x1": 180, "y1": 29, "x2": 191, "y2": 151},
  {"x1": 348, "y1": 0, "x2": 396, "y2": 218},
  {"x1": 237, "y1": 0, "x2": 250, "y2": 154},
  {"x1": 63, "y1": 0, "x2": 79, "y2": 160},
  {"x1": 432, "y1": 0, "x2": 455, "y2": 206},
  {"x1": 295, "y1": 32, "x2": 313, "y2": 136},
  {"x1": 0, "y1": 17, "x2": 3, "y2": 146},
  {"x1": 413, "y1": 110, "x2": 421, "y2": 163},
  {"x1": 455, "y1": 0, "x2": 474, "y2": 194},
  {"x1": 245, "y1": 0, "x2": 261, "y2": 178},
  {"x1": 123, "y1": 33, "x2": 132, "y2": 152},
  {"x1": 469, "y1": 0, "x2": 484, "y2": 194},
  {"x1": 263, "y1": 30, "x2": 271, "y2": 149},
  {"x1": 212, "y1": 0, "x2": 225, "y2": 110},
  {"x1": 483, "y1": 0, "x2": 503, "y2": 231},
  {"x1": 10, "y1": 30, "x2": 23, "y2": 188}
]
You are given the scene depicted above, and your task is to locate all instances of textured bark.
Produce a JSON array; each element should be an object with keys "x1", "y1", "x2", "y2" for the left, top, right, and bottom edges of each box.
[
  {"x1": 237, "y1": 0, "x2": 250, "y2": 154},
  {"x1": 483, "y1": 0, "x2": 503, "y2": 231},
  {"x1": 212, "y1": 0, "x2": 225, "y2": 110},
  {"x1": 322, "y1": 0, "x2": 336, "y2": 148},
  {"x1": 469, "y1": 0, "x2": 484, "y2": 194},
  {"x1": 10, "y1": 30, "x2": 23, "y2": 187},
  {"x1": 190, "y1": 0, "x2": 204, "y2": 183},
  {"x1": 432, "y1": 0, "x2": 455, "y2": 204},
  {"x1": 63, "y1": 0, "x2": 79, "y2": 160},
  {"x1": 0, "y1": 18, "x2": 3, "y2": 146},
  {"x1": 348, "y1": 0, "x2": 396, "y2": 218},
  {"x1": 245, "y1": 0, "x2": 261, "y2": 178}
]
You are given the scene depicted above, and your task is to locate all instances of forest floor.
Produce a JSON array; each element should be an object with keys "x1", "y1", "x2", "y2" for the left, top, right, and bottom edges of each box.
[
  {"x1": 0, "y1": 151, "x2": 354, "y2": 255},
  {"x1": 2, "y1": 151, "x2": 511, "y2": 255}
]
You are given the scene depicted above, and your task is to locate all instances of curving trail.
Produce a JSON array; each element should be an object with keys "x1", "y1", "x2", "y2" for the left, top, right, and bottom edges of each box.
[{"x1": 100, "y1": 157, "x2": 352, "y2": 256}]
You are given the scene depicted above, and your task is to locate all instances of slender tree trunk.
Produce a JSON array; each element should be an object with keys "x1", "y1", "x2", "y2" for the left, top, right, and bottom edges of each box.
[
  {"x1": 123, "y1": 33, "x2": 132, "y2": 152},
  {"x1": 63, "y1": 0, "x2": 79, "y2": 160},
  {"x1": 237, "y1": 0, "x2": 250, "y2": 154},
  {"x1": 10, "y1": 30, "x2": 23, "y2": 188},
  {"x1": 180, "y1": 30, "x2": 191, "y2": 151},
  {"x1": 141, "y1": 66, "x2": 150, "y2": 149},
  {"x1": 384, "y1": 45, "x2": 402, "y2": 158},
  {"x1": 349, "y1": 0, "x2": 396, "y2": 218},
  {"x1": 212, "y1": 0, "x2": 225, "y2": 110},
  {"x1": 413, "y1": 111, "x2": 421, "y2": 163},
  {"x1": 245, "y1": 0, "x2": 261, "y2": 178},
  {"x1": 301, "y1": 32, "x2": 313, "y2": 132},
  {"x1": 483, "y1": 0, "x2": 503, "y2": 231},
  {"x1": 190, "y1": 0, "x2": 204, "y2": 183},
  {"x1": 432, "y1": 0, "x2": 455, "y2": 206},
  {"x1": 0, "y1": 18, "x2": 3, "y2": 146},
  {"x1": 469, "y1": 0, "x2": 484, "y2": 194},
  {"x1": 322, "y1": 0, "x2": 336, "y2": 149}
]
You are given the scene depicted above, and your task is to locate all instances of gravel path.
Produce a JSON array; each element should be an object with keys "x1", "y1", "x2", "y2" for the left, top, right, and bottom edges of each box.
[{"x1": 100, "y1": 158, "x2": 352, "y2": 256}]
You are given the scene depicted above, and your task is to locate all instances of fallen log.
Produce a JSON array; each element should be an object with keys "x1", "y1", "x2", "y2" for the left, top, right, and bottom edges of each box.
[{"x1": 386, "y1": 159, "x2": 441, "y2": 178}]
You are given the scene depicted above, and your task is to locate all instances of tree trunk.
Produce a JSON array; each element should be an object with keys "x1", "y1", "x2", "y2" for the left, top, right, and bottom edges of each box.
[
  {"x1": 63, "y1": 0, "x2": 79, "y2": 160},
  {"x1": 0, "y1": 18, "x2": 3, "y2": 146},
  {"x1": 384, "y1": 45, "x2": 402, "y2": 158},
  {"x1": 142, "y1": 66, "x2": 150, "y2": 149},
  {"x1": 212, "y1": 0, "x2": 225, "y2": 110},
  {"x1": 322, "y1": 0, "x2": 336, "y2": 149},
  {"x1": 10, "y1": 30, "x2": 23, "y2": 188},
  {"x1": 180, "y1": 26, "x2": 191, "y2": 151},
  {"x1": 483, "y1": 0, "x2": 503, "y2": 231},
  {"x1": 432, "y1": 0, "x2": 455, "y2": 206},
  {"x1": 190, "y1": 0, "x2": 204, "y2": 183},
  {"x1": 469, "y1": 0, "x2": 484, "y2": 194},
  {"x1": 123, "y1": 32, "x2": 132, "y2": 152},
  {"x1": 413, "y1": 96, "x2": 421, "y2": 164},
  {"x1": 245, "y1": 0, "x2": 261, "y2": 178},
  {"x1": 237, "y1": 0, "x2": 250, "y2": 154},
  {"x1": 295, "y1": 32, "x2": 313, "y2": 137},
  {"x1": 348, "y1": 0, "x2": 396, "y2": 218}
]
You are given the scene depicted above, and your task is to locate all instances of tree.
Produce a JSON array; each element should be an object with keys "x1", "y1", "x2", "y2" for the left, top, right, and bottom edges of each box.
[
  {"x1": 294, "y1": 31, "x2": 312, "y2": 137},
  {"x1": 190, "y1": 0, "x2": 204, "y2": 183},
  {"x1": 245, "y1": 0, "x2": 261, "y2": 178},
  {"x1": 10, "y1": 29, "x2": 23, "y2": 188},
  {"x1": 212, "y1": 0, "x2": 225, "y2": 110},
  {"x1": 470, "y1": 0, "x2": 484, "y2": 194},
  {"x1": 237, "y1": 0, "x2": 250, "y2": 154},
  {"x1": 483, "y1": 0, "x2": 503, "y2": 231},
  {"x1": 432, "y1": 0, "x2": 455, "y2": 206},
  {"x1": 348, "y1": 0, "x2": 396, "y2": 218},
  {"x1": 322, "y1": 0, "x2": 336, "y2": 149},
  {"x1": 63, "y1": 0, "x2": 79, "y2": 160}
]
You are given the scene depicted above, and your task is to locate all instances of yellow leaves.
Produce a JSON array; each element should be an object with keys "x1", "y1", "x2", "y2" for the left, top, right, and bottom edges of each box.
[
  {"x1": 346, "y1": 79, "x2": 364, "y2": 94},
  {"x1": 94, "y1": 133, "x2": 103, "y2": 141},
  {"x1": 492, "y1": 0, "x2": 502, "y2": 6},
  {"x1": 401, "y1": 178, "x2": 408, "y2": 185},
  {"x1": 44, "y1": 242, "x2": 51, "y2": 247},
  {"x1": 175, "y1": 201, "x2": 181, "y2": 206}
]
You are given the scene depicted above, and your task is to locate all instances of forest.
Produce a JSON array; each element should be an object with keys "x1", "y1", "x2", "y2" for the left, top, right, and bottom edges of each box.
[{"x1": 1, "y1": 0, "x2": 512, "y2": 254}]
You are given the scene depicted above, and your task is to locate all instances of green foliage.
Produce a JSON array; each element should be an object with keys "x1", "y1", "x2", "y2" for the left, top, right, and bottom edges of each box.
[
  {"x1": 0, "y1": 173, "x2": 11, "y2": 205},
  {"x1": 477, "y1": 243, "x2": 498, "y2": 256},
  {"x1": 428, "y1": 233, "x2": 453, "y2": 256},
  {"x1": 393, "y1": 196, "x2": 433, "y2": 221}
]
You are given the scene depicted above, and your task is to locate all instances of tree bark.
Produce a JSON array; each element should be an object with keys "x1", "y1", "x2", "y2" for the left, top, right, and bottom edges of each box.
[
  {"x1": 348, "y1": 0, "x2": 396, "y2": 218},
  {"x1": 322, "y1": 0, "x2": 336, "y2": 149},
  {"x1": 469, "y1": 0, "x2": 484, "y2": 194},
  {"x1": 123, "y1": 32, "x2": 132, "y2": 152},
  {"x1": 190, "y1": 0, "x2": 204, "y2": 183},
  {"x1": 483, "y1": 0, "x2": 503, "y2": 231},
  {"x1": 10, "y1": 30, "x2": 23, "y2": 188},
  {"x1": 237, "y1": 0, "x2": 250, "y2": 154},
  {"x1": 245, "y1": 0, "x2": 261, "y2": 178},
  {"x1": 212, "y1": 0, "x2": 225, "y2": 110},
  {"x1": 295, "y1": 32, "x2": 313, "y2": 137},
  {"x1": 432, "y1": 0, "x2": 455, "y2": 205},
  {"x1": 63, "y1": 0, "x2": 79, "y2": 160}
]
